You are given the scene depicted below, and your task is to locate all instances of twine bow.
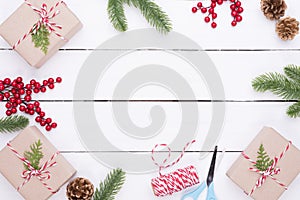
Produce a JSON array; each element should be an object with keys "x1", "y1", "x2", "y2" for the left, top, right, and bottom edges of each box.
[
  {"x1": 242, "y1": 141, "x2": 291, "y2": 196},
  {"x1": 151, "y1": 140, "x2": 195, "y2": 176},
  {"x1": 7, "y1": 143, "x2": 59, "y2": 193},
  {"x1": 13, "y1": 0, "x2": 66, "y2": 49}
]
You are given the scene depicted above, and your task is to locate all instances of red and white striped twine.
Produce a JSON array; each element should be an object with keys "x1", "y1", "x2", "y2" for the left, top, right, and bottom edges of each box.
[
  {"x1": 242, "y1": 141, "x2": 291, "y2": 196},
  {"x1": 7, "y1": 142, "x2": 59, "y2": 193},
  {"x1": 151, "y1": 140, "x2": 199, "y2": 196},
  {"x1": 13, "y1": 0, "x2": 67, "y2": 49}
]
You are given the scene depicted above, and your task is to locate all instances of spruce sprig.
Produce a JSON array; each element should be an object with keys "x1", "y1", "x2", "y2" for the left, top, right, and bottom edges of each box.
[
  {"x1": 0, "y1": 115, "x2": 29, "y2": 133},
  {"x1": 93, "y1": 168, "x2": 126, "y2": 200},
  {"x1": 107, "y1": 0, "x2": 172, "y2": 34},
  {"x1": 32, "y1": 24, "x2": 50, "y2": 54},
  {"x1": 254, "y1": 144, "x2": 274, "y2": 171},
  {"x1": 24, "y1": 140, "x2": 44, "y2": 170},
  {"x1": 252, "y1": 64, "x2": 300, "y2": 118}
]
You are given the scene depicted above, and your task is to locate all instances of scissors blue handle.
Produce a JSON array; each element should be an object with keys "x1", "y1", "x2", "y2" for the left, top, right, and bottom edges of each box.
[{"x1": 181, "y1": 182, "x2": 216, "y2": 200}]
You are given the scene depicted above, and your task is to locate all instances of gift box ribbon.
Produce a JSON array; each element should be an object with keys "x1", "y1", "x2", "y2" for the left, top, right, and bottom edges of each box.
[
  {"x1": 242, "y1": 141, "x2": 291, "y2": 196},
  {"x1": 13, "y1": 0, "x2": 67, "y2": 49},
  {"x1": 7, "y1": 142, "x2": 59, "y2": 193}
]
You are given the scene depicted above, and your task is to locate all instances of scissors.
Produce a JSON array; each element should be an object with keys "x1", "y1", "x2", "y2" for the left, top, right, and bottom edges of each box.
[{"x1": 181, "y1": 146, "x2": 218, "y2": 200}]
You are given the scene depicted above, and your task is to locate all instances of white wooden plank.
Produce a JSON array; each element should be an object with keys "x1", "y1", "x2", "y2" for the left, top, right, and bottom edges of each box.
[
  {"x1": 0, "y1": 50, "x2": 299, "y2": 100},
  {"x1": 1, "y1": 0, "x2": 300, "y2": 49},
  {"x1": 0, "y1": 152, "x2": 298, "y2": 199},
  {"x1": 0, "y1": 102, "x2": 299, "y2": 151}
]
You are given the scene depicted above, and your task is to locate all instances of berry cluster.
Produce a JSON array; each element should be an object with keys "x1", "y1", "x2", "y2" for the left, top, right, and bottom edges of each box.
[
  {"x1": 0, "y1": 77, "x2": 62, "y2": 131},
  {"x1": 192, "y1": 0, "x2": 243, "y2": 28}
]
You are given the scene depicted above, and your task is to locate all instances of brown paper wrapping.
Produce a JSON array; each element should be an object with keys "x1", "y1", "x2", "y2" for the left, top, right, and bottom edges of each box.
[
  {"x1": 0, "y1": 0, "x2": 82, "y2": 68},
  {"x1": 0, "y1": 126, "x2": 76, "y2": 200},
  {"x1": 226, "y1": 127, "x2": 300, "y2": 200}
]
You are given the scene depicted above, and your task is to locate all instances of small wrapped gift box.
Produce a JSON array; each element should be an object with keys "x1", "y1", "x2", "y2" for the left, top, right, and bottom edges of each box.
[
  {"x1": 226, "y1": 127, "x2": 300, "y2": 200},
  {"x1": 0, "y1": 0, "x2": 82, "y2": 68},
  {"x1": 0, "y1": 126, "x2": 76, "y2": 200}
]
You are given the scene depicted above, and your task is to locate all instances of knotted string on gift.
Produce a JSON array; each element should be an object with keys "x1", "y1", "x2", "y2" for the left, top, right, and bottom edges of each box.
[
  {"x1": 242, "y1": 141, "x2": 291, "y2": 196},
  {"x1": 13, "y1": 0, "x2": 67, "y2": 49},
  {"x1": 151, "y1": 140, "x2": 200, "y2": 197},
  {"x1": 7, "y1": 142, "x2": 59, "y2": 193}
]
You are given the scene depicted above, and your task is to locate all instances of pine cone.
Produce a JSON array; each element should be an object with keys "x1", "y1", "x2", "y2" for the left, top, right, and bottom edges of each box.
[
  {"x1": 276, "y1": 17, "x2": 299, "y2": 41},
  {"x1": 260, "y1": 0, "x2": 287, "y2": 20},
  {"x1": 66, "y1": 177, "x2": 94, "y2": 200}
]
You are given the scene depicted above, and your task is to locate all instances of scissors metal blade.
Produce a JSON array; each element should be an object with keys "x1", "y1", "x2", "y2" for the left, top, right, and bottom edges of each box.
[{"x1": 206, "y1": 146, "x2": 218, "y2": 186}]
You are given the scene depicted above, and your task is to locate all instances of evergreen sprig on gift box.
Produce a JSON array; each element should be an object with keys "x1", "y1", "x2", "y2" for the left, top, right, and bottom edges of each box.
[
  {"x1": 107, "y1": 0, "x2": 172, "y2": 34},
  {"x1": 254, "y1": 144, "x2": 274, "y2": 171},
  {"x1": 24, "y1": 140, "x2": 44, "y2": 170},
  {"x1": 0, "y1": 115, "x2": 29, "y2": 133},
  {"x1": 93, "y1": 168, "x2": 126, "y2": 200},
  {"x1": 252, "y1": 64, "x2": 300, "y2": 118},
  {"x1": 31, "y1": 24, "x2": 50, "y2": 54}
]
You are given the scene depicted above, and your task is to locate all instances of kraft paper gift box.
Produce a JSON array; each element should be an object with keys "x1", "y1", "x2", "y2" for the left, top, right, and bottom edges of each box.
[
  {"x1": 0, "y1": 0, "x2": 82, "y2": 68},
  {"x1": 0, "y1": 126, "x2": 76, "y2": 200},
  {"x1": 226, "y1": 127, "x2": 300, "y2": 200}
]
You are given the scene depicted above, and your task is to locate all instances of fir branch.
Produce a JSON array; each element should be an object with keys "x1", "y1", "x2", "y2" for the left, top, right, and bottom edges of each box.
[
  {"x1": 287, "y1": 101, "x2": 300, "y2": 118},
  {"x1": 123, "y1": 0, "x2": 172, "y2": 34},
  {"x1": 93, "y1": 168, "x2": 126, "y2": 200},
  {"x1": 31, "y1": 24, "x2": 50, "y2": 54},
  {"x1": 108, "y1": 0, "x2": 128, "y2": 32},
  {"x1": 0, "y1": 115, "x2": 29, "y2": 133},
  {"x1": 284, "y1": 64, "x2": 300, "y2": 83},
  {"x1": 24, "y1": 140, "x2": 44, "y2": 170},
  {"x1": 254, "y1": 144, "x2": 273, "y2": 171}
]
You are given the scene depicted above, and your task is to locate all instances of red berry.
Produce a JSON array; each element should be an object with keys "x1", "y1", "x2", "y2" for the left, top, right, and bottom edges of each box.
[
  {"x1": 14, "y1": 93, "x2": 20, "y2": 99},
  {"x1": 197, "y1": 2, "x2": 202, "y2": 8},
  {"x1": 35, "y1": 107, "x2": 42, "y2": 113},
  {"x1": 5, "y1": 103, "x2": 12, "y2": 108},
  {"x1": 217, "y1": 0, "x2": 223, "y2": 5},
  {"x1": 4, "y1": 92, "x2": 10, "y2": 98},
  {"x1": 230, "y1": 4, "x2": 236, "y2": 10},
  {"x1": 236, "y1": 15, "x2": 242, "y2": 22},
  {"x1": 29, "y1": 110, "x2": 35, "y2": 115},
  {"x1": 12, "y1": 103, "x2": 17, "y2": 107},
  {"x1": 6, "y1": 110, "x2": 12, "y2": 116},
  {"x1": 0, "y1": 94, "x2": 4, "y2": 101},
  {"x1": 192, "y1": 7, "x2": 198, "y2": 13},
  {"x1": 24, "y1": 95, "x2": 31, "y2": 102},
  {"x1": 41, "y1": 87, "x2": 46, "y2": 93},
  {"x1": 204, "y1": 16, "x2": 210, "y2": 23},
  {"x1": 48, "y1": 84, "x2": 55, "y2": 89},
  {"x1": 43, "y1": 80, "x2": 48, "y2": 86},
  {"x1": 19, "y1": 106, "x2": 26, "y2": 112},
  {"x1": 30, "y1": 79, "x2": 36, "y2": 85},
  {"x1": 16, "y1": 77, "x2": 22, "y2": 83},
  {"x1": 26, "y1": 90, "x2": 32, "y2": 95},
  {"x1": 40, "y1": 112, "x2": 45, "y2": 117},
  {"x1": 11, "y1": 108, "x2": 17, "y2": 114},
  {"x1": 208, "y1": 8, "x2": 214, "y2": 14},
  {"x1": 237, "y1": 7, "x2": 243, "y2": 13},
  {"x1": 211, "y1": 22, "x2": 217, "y2": 28},
  {"x1": 9, "y1": 98, "x2": 16, "y2": 103},
  {"x1": 34, "y1": 101, "x2": 40, "y2": 107},
  {"x1": 212, "y1": 13, "x2": 217, "y2": 19},
  {"x1": 230, "y1": 0, "x2": 235, "y2": 2},
  {"x1": 4, "y1": 78, "x2": 11, "y2": 85},
  {"x1": 56, "y1": 77, "x2": 62, "y2": 83},
  {"x1": 11, "y1": 81, "x2": 17, "y2": 88},
  {"x1": 51, "y1": 123, "x2": 57, "y2": 128},
  {"x1": 40, "y1": 120, "x2": 46, "y2": 126},
  {"x1": 19, "y1": 89, "x2": 25, "y2": 95},
  {"x1": 33, "y1": 88, "x2": 40, "y2": 93},
  {"x1": 211, "y1": 2, "x2": 216, "y2": 8},
  {"x1": 48, "y1": 78, "x2": 54, "y2": 83},
  {"x1": 27, "y1": 104, "x2": 34, "y2": 110},
  {"x1": 25, "y1": 108, "x2": 30, "y2": 113},
  {"x1": 45, "y1": 125, "x2": 52, "y2": 131},
  {"x1": 34, "y1": 82, "x2": 41, "y2": 88},
  {"x1": 201, "y1": 7, "x2": 207, "y2": 13},
  {"x1": 35, "y1": 116, "x2": 42, "y2": 122},
  {"x1": 235, "y1": 1, "x2": 241, "y2": 7},
  {"x1": 231, "y1": 10, "x2": 237, "y2": 17},
  {"x1": 0, "y1": 84, "x2": 4, "y2": 91},
  {"x1": 26, "y1": 84, "x2": 31, "y2": 89},
  {"x1": 16, "y1": 99, "x2": 22, "y2": 105},
  {"x1": 46, "y1": 118, "x2": 52, "y2": 124}
]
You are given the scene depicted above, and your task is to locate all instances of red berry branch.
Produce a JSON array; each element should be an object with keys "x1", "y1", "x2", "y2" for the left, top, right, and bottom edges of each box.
[
  {"x1": 192, "y1": 0, "x2": 243, "y2": 28},
  {"x1": 0, "y1": 77, "x2": 62, "y2": 131}
]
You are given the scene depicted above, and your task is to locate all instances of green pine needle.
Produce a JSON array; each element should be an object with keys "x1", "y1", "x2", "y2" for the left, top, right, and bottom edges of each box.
[
  {"x1": 24, "y1": 140, "x2": 44, "y2": 170},
  {"x1": 0, "y1": 115, "x2": 29, "y2": 133},
  {"x1": 32, "y1": 24, "x2": 50, "y2": 54},
  {"x1": 107, "y1": 0, "x2": 172, "y2": 34},
  {"x1": 93, "y1": 168, "x2": 126, "y2": 200},
  {"x1": 252, "y1": 65, "x2": 300, "y2": 118},
  {"x1": 108, "y1": 0, "x2": 128, "y2": 32},
  {"x1": 254, "y1": 144, "x2": 273, "y2": 171}
]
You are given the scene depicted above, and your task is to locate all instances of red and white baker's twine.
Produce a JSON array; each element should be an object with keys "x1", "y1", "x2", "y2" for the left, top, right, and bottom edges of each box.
[
  {"x1": 13, "y1": 0, "x2": 67, "y2": 49},
  {"x1": 151, "y1": 140, "x2": 200, "y2": 196},
  {"x1": 7, "y1": 143, "x2": 59, "y2": 193},
  {"x1": 242, "y1": 141, "x2": 291, "y2": 196}
]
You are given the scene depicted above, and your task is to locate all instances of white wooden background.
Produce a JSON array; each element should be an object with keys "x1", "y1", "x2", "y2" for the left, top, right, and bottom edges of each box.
[{"x1": 1, "y1": 0, "x2": 300, "y2": 199}]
